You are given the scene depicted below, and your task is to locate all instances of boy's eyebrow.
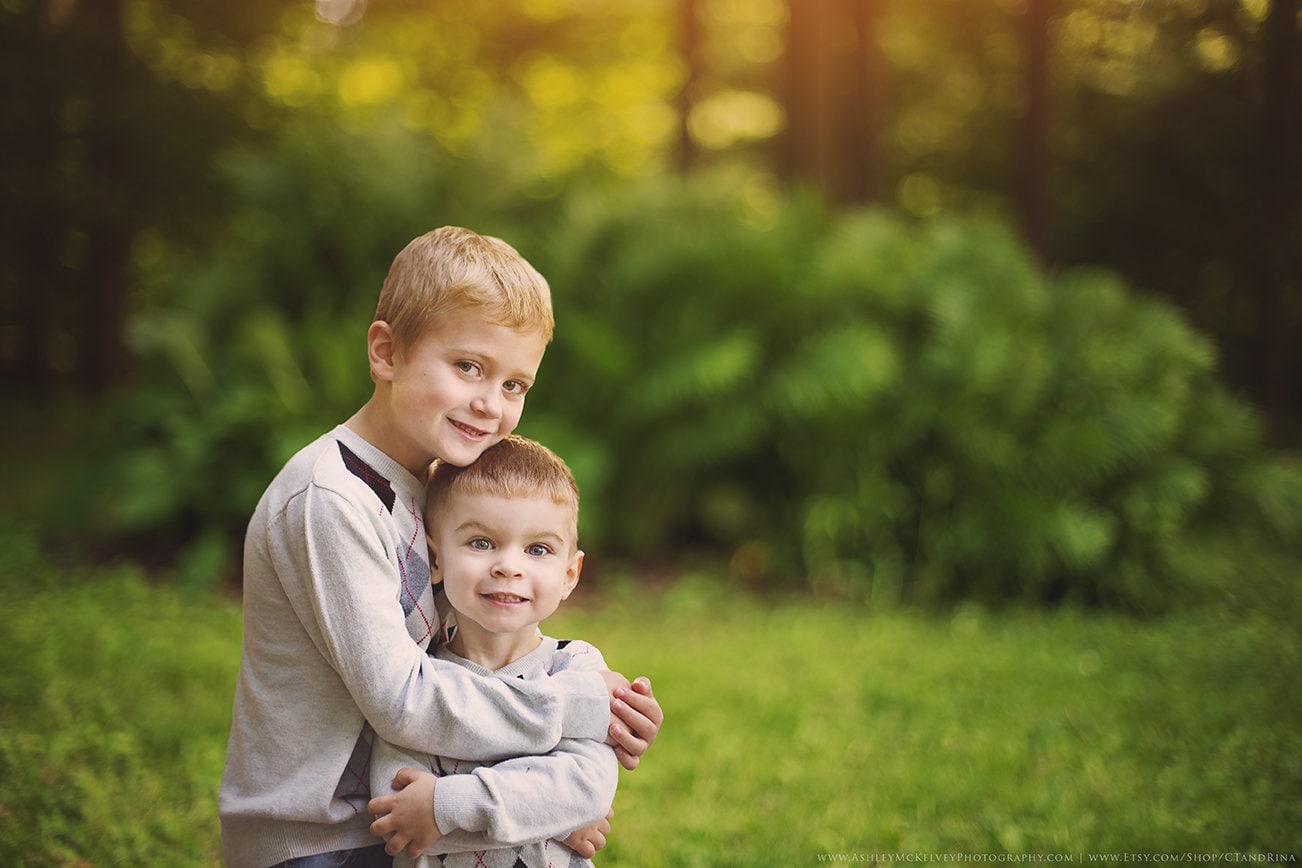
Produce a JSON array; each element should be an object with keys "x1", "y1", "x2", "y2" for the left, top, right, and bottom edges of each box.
[
  {"x1": 450, "y1": 519, "x2": 567, "y2": 545},
  {"x1": 445, "y1": 344, "x2": 486, "y2": 358}
]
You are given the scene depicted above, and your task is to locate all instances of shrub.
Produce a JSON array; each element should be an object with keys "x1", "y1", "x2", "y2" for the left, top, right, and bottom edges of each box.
[
  {"x1": 78, "y1": 145, "x2": 1299, "y2": 609},
  {"x1": 524, "y1": 173, "x2": 1300, "y2": 611}
]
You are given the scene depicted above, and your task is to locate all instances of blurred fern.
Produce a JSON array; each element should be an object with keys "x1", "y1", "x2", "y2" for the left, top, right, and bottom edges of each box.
[
  {"x1": 525, "y1": 175, "x2": 1298, "y2": 611},
  {"x1": 79, "y1": 142, "x2": 1298, "y2": 608}
]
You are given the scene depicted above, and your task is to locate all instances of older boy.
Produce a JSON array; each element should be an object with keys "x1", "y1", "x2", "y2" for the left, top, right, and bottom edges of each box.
[
  {"x1": 219, "y1": 228, "x2": 661, "y2": 867},
  {"x1": 370, "y1": 435, "x2": 619, "y2": 867}
]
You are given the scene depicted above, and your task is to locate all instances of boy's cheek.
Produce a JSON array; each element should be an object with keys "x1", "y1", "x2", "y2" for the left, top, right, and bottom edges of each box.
[{"x1": 501, "y1": 409, "x2": 525, "y2": 437}]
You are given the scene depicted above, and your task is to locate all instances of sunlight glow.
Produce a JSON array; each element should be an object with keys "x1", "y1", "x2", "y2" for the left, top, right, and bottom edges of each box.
[
  {"x1": 261, "y1": 52, "x2": 322, "y2": 107},
  {"x1": 706, "y1": 0, "x2": 785, "y2": 28},
  {"x1": 521, "y1": 0, "x2": 571, "y2": 22},
  {"x1": 688, "y1": 89, "x2": 784, "y2": 150},
  {"x1": 1059, "y1": 9, "x2": 1165, "y2": 97},
  {"x1": 1237, "y1": 0, "x2": 1269, "y2": 22},
  {"x1": 1193, "y1": 27, "x2": 1238, "y2": 73},
  {"x1": 880, "y1": 16, "x2": 926, "y2": 70},
  {"x1": 518, "y1": 55, "x2": 581, "y2": 110},
  {"x1": 316, "y1": 0, "x2": 366, "y2": 27},
  {"x1": 337, "y1": 57, "x2": 404, "y2": 107}
]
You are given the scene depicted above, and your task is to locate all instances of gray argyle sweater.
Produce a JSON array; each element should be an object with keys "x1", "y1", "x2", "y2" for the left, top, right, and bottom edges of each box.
[
  {"x1": 219, "y1": 425, "x2": 608, "y2": 868},
  {"x1": 373, "y1": 629, "x2": 620, "y2": 868}
]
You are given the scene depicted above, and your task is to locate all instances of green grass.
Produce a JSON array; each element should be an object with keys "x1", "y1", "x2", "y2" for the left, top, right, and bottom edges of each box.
[
  {"x1": 565, "y1": 577, "x2": 1300, "y2": 864},
  {"x1": 0, "y1": 528, "x2": 1298, "y2": 866},
  {"x1": 0, "y1": 528, "x2": 239, "y2": 866}
]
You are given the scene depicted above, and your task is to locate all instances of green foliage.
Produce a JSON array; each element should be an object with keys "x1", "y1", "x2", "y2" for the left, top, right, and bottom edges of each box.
[
  {"x1": 77, "y1": 130, "x2": 1299, "y2": 608},
  {"x1": 517, "y1": 175, "x2": 1300, "y2": 610},
  {"x1": 1, "y1": 533, "x2": 1297, "y2": 863}
]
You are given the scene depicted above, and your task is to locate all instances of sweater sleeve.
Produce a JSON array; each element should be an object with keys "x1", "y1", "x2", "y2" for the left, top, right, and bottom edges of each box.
[
  {"x1": 278, "y1": 485, "x2": 608, "y2": 759},
  {"x1": 369, "y1": 733, "x2": 618, "y2": 855},
  {"x1": 421, "y1": 642, "x2": 619, "y2": 852},
  {"x1": 431, "y1": 736, "x2": 619, "y2": 852}
]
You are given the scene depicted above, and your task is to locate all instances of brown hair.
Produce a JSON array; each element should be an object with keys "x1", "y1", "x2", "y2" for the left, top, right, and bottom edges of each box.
[
  {"x1": 426, "y1": 435, "x2": 579, "y2": 547},
  {"x1": 375, "y1": 226, "x2": 553, "y2": 352}
]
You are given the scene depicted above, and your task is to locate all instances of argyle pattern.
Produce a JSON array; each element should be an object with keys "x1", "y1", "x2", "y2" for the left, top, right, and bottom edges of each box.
[{"x1": 426, "y1": 841, "x2": 591, "y2": 867}]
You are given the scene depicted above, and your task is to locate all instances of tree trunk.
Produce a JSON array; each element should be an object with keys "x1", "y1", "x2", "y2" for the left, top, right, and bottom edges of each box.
[
  {"x1": 846, "y1": 0, "x2": 886, "y2": 204},
  {"x1": 779, "y1": 0, "x2": 886, "y2": 205},
  {"x1": 779, "y1": 0, "x2": 839, "y2": 194},
  {"x1": 77, "y1": 0, "x2": 134, "y2": 392},
  {"x1": 675, "y1": 0, "x2": 702, "y2": 170},
  {"x1": 1254, "y1": 0, "x2": 1300, "y2": 434},
  {"x1": 1018, "y1": 0, "x2": 1054, "y2": 267}
]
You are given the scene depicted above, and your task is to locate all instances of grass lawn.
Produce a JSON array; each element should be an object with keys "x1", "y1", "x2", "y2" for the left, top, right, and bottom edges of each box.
[{"x1": 0, "y1": 527, "x2": 1298, "y2": 866}]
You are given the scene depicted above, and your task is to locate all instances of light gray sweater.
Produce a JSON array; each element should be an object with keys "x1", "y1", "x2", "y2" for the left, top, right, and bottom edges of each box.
[
  {"x1": 219, "y1": 426, "x2": 609, "y2": 868},
  {"x1": 372, "y1": 632, "x2": 620, "y2": 868}
]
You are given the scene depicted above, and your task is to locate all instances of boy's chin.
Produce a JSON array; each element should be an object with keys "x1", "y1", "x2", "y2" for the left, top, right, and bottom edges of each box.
[{"x1": 440, "y1": 436, "x2": 503, "y2": 467}]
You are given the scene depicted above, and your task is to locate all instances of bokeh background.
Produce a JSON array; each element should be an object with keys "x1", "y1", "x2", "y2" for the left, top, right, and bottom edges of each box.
[{"x1": 1, "y1": 0, "x2": 1299, "y2": 863}]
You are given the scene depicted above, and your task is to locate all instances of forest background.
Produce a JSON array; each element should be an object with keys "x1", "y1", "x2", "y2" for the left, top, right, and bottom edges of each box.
[{"x1": 0, "y1": 0, "x2": 1300, "y2": 863}]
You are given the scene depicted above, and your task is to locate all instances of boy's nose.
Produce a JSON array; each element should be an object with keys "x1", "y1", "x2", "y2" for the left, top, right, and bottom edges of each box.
[
  {"x1": 471, "y1": 386, "x2": 502, "y2": 419},
  {"x1": 491, "y1": 558, "x2": 524, "y2": 579}
]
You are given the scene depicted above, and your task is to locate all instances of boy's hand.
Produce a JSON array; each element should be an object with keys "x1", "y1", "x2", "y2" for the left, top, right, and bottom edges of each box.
[
  {"x1": 367, "y1": 768, "x2": 443, "y2": 858},
  {"x1": 605, "y1": 676, "x2": 663, "y2": 770},
  {"x1": 561, "y1": 809, "x2": 613, "y2": 858}
]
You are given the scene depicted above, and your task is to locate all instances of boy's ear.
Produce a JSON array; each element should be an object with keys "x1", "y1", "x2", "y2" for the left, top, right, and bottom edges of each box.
[
  {"x1": 561, "y1": 550, "x2": 584, "y2": 600},
  {"x1": 427, "y1": 533, "x2": 444, "y2": 586},
  {"x1": 367, "y1": 321, "x2": 398, "y2": 383}
]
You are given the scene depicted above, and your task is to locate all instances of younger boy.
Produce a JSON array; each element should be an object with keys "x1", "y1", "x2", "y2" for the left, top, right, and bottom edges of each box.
[
  {"x1": 370, "y1": 435, "x2": 619, "y2": 867},
  {"x1": 219, "y1": 227, "x2": 661, "y2": 867}
]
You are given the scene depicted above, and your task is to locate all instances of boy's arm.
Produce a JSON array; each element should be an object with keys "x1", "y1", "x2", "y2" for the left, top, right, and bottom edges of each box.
[
  {"x1": 437, "y1": 736, "x2": 619, "y2": 851},
  {"x1": 369, "y1": 640, "x2": 623, "y2": 858},
  {"x1": 370, "y1": 737, "x2": 619, "y2": 857},
  {"x1": 281, "y1": 487, "x2": 609, "y2": 758}
]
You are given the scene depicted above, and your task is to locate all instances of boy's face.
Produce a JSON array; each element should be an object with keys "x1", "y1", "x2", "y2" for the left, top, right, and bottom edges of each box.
[
  {"x1": 375, "y1": 307, "x2": 547, "y2": 475},
  {"x1": 428, "y1": 490, "x2": 581, "y2": 646}
]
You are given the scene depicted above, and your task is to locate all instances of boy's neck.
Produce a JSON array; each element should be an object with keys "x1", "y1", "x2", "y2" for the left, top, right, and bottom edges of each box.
[
  {"x1": 448, "y1": 621, "x2": 544, "y2": 672},
  {"x1": 344, "y1": 399, "x2": 434, "y2": 484}
]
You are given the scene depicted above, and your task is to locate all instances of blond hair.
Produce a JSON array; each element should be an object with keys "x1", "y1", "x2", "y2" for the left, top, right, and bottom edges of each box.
[
  {"x1": 375, "y1": 226, "x2": 553, "y2": 351},
  {"x1": 426, "y1": 435, "x2": 579, "y2": 548}
]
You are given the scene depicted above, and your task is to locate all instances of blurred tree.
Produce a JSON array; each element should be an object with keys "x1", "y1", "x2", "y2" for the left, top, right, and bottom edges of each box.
[
  {"x1": 3, "y1": 0, "x2": 1294, "y2": 435},
  {"x1": 675, "y1": 0, "x2": 703, "y2": 170},
  {"x1": 0, "y1": 0, "x2": 288, "y2": 396},
  {"x1": 1252, "y1": 0, "x2": 1299, "y2": 431},
  {"x1": 1019, "y1": 0, "x2": 1054, "y2": 265},
  {"x1": 766, "y1": 0, "x2": 1298, "y2": 433},
  {"x1": 1054, "y1": 0, "x2": 1300, "y2": 438},
  {"x1": 778, "y1": 0, "x2": 887, "y2": 203}
]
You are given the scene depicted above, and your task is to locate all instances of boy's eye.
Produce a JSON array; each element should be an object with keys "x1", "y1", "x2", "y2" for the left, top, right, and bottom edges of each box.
[
  {"x1": 456, "y1": 360, "x2": 480, "y2": 375},
  {"x1": 525, "y1": 543, "x2": 552, "y2": 557},
  {"x1": 468, "y1": 538, "x2": 492, "y2": 551},
  {"x1": 503, "y1": 379, "x2": 529, "y2": 395}
]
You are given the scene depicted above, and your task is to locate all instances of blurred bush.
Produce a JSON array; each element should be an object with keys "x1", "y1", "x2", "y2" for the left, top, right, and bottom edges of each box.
[
  {"x1": 73, "y1": 119, "x2": 1300, "y2": 610},
  {"x1": 524, "y1": 176, "x2": 1300, "y2": 611}
]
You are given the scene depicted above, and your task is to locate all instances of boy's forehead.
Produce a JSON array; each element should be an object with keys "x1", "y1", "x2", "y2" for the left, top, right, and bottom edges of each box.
[
  {"x1": 428, "y1": 489, "x2": 577, "y2": 536},
  {"x1": 415, "y1": 306, "x2": 544, "y2": 348}
]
